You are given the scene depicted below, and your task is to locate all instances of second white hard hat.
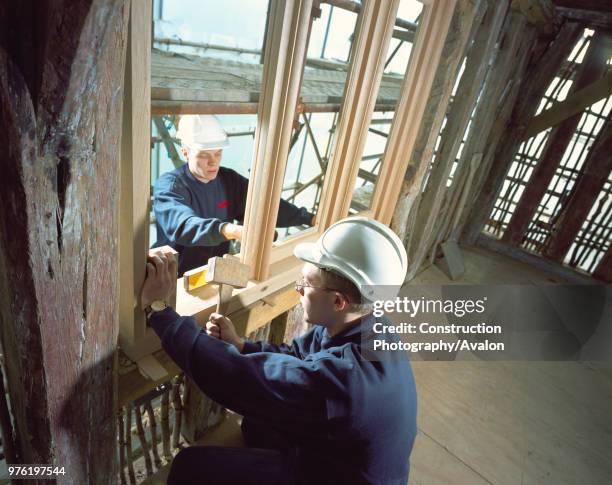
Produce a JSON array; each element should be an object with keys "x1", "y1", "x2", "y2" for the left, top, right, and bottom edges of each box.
[
  {"x1": 177, "y1": 115, "x2": 229, "y2": 151},
  {"x1": 294, "y1": 217, "x2": 408, "y2": 302}
]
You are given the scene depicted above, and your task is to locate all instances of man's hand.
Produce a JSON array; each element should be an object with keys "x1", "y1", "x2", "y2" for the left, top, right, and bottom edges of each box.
[
  {"x1": 221, "y1": 223, "x2": 243, "y2": 241},
  {"x1": 206, "y1": 313, "x2": 244, "y2": 352},
  {"x1": 141, "y1": 252, "x2": 177, "y2": 309}
]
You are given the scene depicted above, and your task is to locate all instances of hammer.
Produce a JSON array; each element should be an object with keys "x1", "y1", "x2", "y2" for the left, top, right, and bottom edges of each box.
[{"x1": 207, "y1": 254, "x2": 251, "y2": 315}]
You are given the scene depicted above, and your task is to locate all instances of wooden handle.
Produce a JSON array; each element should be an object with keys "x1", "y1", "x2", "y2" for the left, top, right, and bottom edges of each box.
[{"x1": 216, "y1": 283, "x2": 234, "y2": 315}]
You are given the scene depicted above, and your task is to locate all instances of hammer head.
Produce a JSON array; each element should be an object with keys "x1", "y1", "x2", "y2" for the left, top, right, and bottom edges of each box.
[{"x1": 207, "y1": 254, "x2": 250, "y2": 288}]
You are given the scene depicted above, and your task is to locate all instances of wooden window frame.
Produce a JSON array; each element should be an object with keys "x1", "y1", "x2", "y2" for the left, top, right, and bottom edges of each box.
[{"x1": 118, "y1": 0, "x2": 457, "y2": 364}]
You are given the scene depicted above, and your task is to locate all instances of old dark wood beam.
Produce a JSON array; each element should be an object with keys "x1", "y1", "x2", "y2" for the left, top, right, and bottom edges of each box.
[
  {"x1": 502, "y1": 31, "x2": 611, "y2": 246},
  {"x1": 556, "y1": 6, "x2": 612, "y2": 29},
  {"x1": 543, "y1": 118, "x2": 612, "y2": 260},
  {"x1": 555, "y1": 0, "x2": 612, "y2": 12},
  {"x1": 0, "y1": 0, "x2": 128, "y2": 480}
]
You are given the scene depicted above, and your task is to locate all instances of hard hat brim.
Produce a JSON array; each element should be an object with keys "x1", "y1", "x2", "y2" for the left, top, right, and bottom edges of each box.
[{"x1": 293, "y1": 242, "x2": 322, "y2": 267}]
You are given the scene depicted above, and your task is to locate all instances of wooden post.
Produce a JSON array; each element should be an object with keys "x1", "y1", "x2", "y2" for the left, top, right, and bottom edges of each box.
[
  {"x1": 502, "y1": 31, "x2": 612, "y2": 246},
  {"x1": 405, "y1": 0, "x2": 504, "y2": 278},
  {"x1": 0, "y1": 1, "x2": 128, "y2": 482},
  {"x1": 240, "y1": 0, "x2": 314, "y2": 281},
  {"x1": 448, "y1": 11, "x2": 539, "y2": 243}
]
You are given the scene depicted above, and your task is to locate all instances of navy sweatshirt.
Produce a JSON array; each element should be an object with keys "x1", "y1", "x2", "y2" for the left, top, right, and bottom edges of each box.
[
  {"x1": 149, "y1": 309, "x2": 417, "y2": 484},
  {"x1": 153, "y1": 165, "x2": 314, "y2": 275}
]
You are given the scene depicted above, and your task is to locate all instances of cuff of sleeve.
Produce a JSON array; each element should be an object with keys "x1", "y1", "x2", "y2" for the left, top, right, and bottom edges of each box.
[
  {"x1": 218, "y1": 222, "x2": 229, "y2": 240},
  {"x1": 148, "y1": 306, "x2": 181, "y2": 336},
  {"x1": 241, "y1": 341, "x2": 261, "y2": 354}
]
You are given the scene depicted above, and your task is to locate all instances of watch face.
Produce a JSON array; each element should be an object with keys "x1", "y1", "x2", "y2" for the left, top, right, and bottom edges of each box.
[{"x1": 151, "y1": 300, "x2": 167, "y2": 312}]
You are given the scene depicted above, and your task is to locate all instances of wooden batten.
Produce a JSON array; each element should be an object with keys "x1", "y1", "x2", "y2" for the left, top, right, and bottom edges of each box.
[
  {"x1": 524, "y1": 70, "x2": 612, "y2": 139},
  {"x1": 119, "y1": 0, "x2": 152, "y2": 349},
  {"x1": 372, "y1": 0, "x2": 458, "y2": 227},
  {"x1": 316, "y1": 0, "x2": 401, "y2": 227},
  {"x1": 240, "y1": 0, "x2": 314, "y2": 281}
]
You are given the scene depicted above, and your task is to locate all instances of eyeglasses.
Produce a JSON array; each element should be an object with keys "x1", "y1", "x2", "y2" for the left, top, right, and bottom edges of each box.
[{"x1": 295, "y1": 278, "x2": 347, "y2": 299}]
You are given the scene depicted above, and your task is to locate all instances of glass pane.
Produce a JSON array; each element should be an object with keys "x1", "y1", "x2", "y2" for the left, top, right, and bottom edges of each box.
[
  {"x1": 150, "y1": 113, "x2": 258, "y2": 277},
  {"x1": 150, "y1": 0, "x2": 269, "y2": 276},
  {"x1": 277, "y1": 3, "x2": 360, "y2": 241},
  {"x1": 151, "y1": 0, "x2": 268, "y2": 112},
  {"x1": 348, "y1": 0, "x2": 424, "y2": 214}
]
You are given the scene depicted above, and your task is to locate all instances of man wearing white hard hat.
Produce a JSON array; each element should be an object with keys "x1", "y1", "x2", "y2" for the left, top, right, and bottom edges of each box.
[
  {"x1": 141, "y1": 217, "x2": 417, "y2": 484},
  {"x1": 153, "y1": 115, "x2": 315, "y2": 276}
]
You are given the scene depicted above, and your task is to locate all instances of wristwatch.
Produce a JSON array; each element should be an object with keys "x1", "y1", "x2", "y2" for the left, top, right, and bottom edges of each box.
[{"x1": 144, "y1": 300, "x2": 168, "y2": 320}]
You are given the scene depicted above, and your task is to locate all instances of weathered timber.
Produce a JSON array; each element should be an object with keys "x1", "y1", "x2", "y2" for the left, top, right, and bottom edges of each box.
[
  {"x1": 407, "y1": 0, "x2": 505, "y2": 278},
  {"x1": 387, "y1": 0, "x2": 471, "y2": 248},
  {"x1": 0, "y1": 2, "x2": 128, "y2": 482},
  {"x1": 544, "y1": 119, "x2": 612, "y2": 261},
  {"x1": 461, "y1": 20, "x2": 582, "y2": 245},
  {"x1": 503, "y1": 31, "x2": 612, "y2": 246}
]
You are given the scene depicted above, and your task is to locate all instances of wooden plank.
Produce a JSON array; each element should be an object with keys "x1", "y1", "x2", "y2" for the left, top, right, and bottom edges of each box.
[
  {"x1": 119, "y1": 0, "x2": 152, "y2": 349},
  {"x1": 240, "y1": 0, "x2": 314, "y2": 281},
  {"x1": 150, "y1": 49, "x2": 404, "y2": 113},
  {"x1": 544, "y1": 119, "x2": 612, "y2": 260},
  {"x1": 461, "y1": 21, "x2": 582, "y2": 245},
  {"x1": 372, "y1": 0, "x2": 458, "y2": 226},
  {"x1": 503, "y1": 31, "x2": 611, "y2": 246},
  {"x1": 525, "y1": 71, "x2": 612, "y2": 139},
  {"x1": 316, "y1": 0, "x2": 401, "y2": 227},
  {"x1": 407, "y1": 0, "x2": 503, "y2": 279}
]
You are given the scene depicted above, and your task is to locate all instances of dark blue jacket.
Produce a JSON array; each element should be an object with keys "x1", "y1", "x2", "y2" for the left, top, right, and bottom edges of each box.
[
  {"x1": 153, "y1": 165, "x2": 313, "y2": 275},
  {"x1": 149, "y1": 309, "x2": 417, "y2": 484}
]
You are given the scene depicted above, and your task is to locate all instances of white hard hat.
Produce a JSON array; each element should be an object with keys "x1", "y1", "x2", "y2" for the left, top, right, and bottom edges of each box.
[
  {"x1": 176, "y1": 115, "x2": 229, "y2": 151},
  {"x1": 294, "y1": 217, "x2": 408, "y2": 302}
]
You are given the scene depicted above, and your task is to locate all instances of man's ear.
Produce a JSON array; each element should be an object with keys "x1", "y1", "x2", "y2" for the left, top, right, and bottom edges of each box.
[
  {"x1": 333, "y1": 292, "x2": 350, "y2": 312},
  {"x1": 181, "y1": 146, "x2": 189, "y2": 160}
]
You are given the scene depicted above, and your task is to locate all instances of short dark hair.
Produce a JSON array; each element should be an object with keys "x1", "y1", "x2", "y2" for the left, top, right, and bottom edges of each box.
[{"x1": 317, "y1": 268, "x2": 362, "y2": 304}]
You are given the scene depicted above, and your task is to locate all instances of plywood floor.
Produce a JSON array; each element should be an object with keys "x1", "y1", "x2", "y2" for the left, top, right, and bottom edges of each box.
[{"x1": 407, "y1": 247, "x2": 612, "y2": 485}]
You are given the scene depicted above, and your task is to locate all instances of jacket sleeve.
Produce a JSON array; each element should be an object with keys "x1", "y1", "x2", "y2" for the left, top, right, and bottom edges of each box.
[
  {"x1": 149, "y1": 308, "x2": 350, "y2": 434},
  {"x1": 153, "y1": 175, "x2": 228, "y2": 247},
  {"x1": 240, "y1": 327, "x2": 317, "y2": 359},
  {"x1": 227, "y1": 170, "x2": 313, "y2": 227},
  {"x1": 276, "y1": 199, "x2": 314, "y2": 228}
]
